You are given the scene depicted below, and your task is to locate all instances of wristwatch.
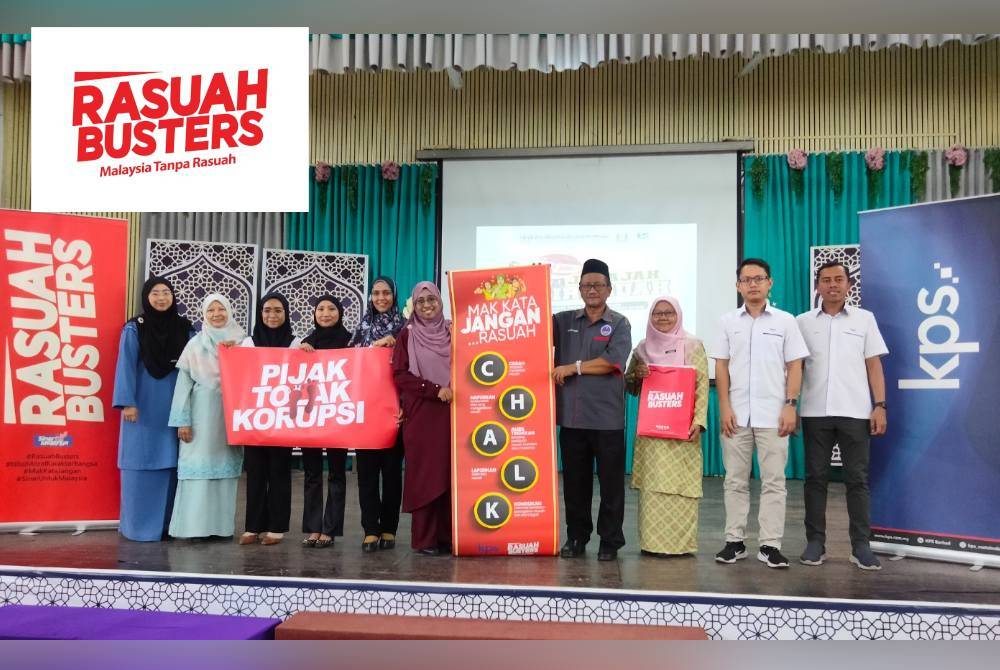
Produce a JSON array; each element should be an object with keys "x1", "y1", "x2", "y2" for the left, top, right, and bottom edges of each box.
[
  {"x1": 873, "y1": 401, "x2": 887, "y2": 410},
  {"x1": 784, "y1": 399, "x2": 798, "y2": 407}
]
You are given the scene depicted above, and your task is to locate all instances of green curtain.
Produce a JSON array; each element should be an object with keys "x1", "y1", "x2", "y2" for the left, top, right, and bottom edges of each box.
[
  {"x1": 730, "y1": 151, "x2": 914, "y2": 479},
  {"x1": 291, "y1": 156, "x2": 912, "y2": 480},
  {"x1": 284, "y1": 164, "x2": 438, "y2": 296},
  {"x1": 627, "y1": 152, "x2": 914, "y2": 478}
]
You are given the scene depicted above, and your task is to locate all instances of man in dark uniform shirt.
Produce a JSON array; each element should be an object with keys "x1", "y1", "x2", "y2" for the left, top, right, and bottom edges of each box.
[{"x1": 551, "y1": 258, "x2": 632, "y2": 561}]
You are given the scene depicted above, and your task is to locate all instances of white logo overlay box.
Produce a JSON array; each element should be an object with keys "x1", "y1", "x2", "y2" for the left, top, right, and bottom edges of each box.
[{"x1": 31, "y1": 27, "x2": 308, "y2": 212}]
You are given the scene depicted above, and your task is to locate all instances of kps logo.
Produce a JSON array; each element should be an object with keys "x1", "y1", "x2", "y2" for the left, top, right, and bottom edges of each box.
[{"x1": 898, "y1": 262, "x2": 980, "y2": 390}]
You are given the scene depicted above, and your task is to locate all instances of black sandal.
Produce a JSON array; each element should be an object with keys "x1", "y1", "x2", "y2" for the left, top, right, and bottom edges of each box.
[{"x1": 362, "y1": 535, "x2": 379, "y2": 553}]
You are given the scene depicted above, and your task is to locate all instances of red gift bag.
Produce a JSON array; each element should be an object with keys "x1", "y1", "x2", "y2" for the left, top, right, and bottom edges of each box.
[{"x1": 636, "y1": 365, "x2": 697, "y2": 440}]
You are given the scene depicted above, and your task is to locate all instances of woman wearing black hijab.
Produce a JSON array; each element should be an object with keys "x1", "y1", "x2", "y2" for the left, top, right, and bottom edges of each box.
[
  {"x1": 237, "y1": 292, "x2": 300, "y2": 547},
  {"x1": 112, "y1": 276, "x2": 194, "y2": 541},
  {"x1": 299, "y1": 295, "x2": 353, "y2": 547}
]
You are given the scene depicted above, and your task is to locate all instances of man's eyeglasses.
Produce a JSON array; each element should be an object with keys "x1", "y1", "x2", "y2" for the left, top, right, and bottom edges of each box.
[
  {"x1": 579, "y1": 282, "x2": 609, "y2": 292},
  {"x1": 737, "y1": 275, "x2": 770, "y2": 286}
]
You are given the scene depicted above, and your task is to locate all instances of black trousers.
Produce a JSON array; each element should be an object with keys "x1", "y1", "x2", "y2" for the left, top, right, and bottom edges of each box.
[
  {"x1": 559, "y1": 427, "x2": 626, "y2": 549},
  {"x1": 355, "y1": 438, "x2": 404, "y2": 537},
  {"x1": 243, "y1": 446, "x2": 292, "y2": 534},
  {"x1": 301, "y1": 448, "x2": 347, "y2": 536},
  {"x1": 802, "y1": 417, "x2": 873, "y2": 547}
]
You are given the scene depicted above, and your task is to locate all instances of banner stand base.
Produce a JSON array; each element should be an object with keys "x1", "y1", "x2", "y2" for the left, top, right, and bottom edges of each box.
[
  {"x1": 872, "y1": 542, "x2": 1000, "y2": 570},
  {"x1": 0, "y1": 521, "x2": 119, "y2": 535}
]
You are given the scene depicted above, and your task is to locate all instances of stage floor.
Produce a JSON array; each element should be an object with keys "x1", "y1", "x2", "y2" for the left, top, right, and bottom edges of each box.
[{"x1": 1, "y1": 474, "x2": 997, "y2": 607}]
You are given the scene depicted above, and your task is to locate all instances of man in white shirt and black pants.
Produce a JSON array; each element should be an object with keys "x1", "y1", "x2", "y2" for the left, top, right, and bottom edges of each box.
[
  {"x1": 796, "y1": 260, "x2": 888, "y2": 571},
  {"x1": 712, "y1": 258, "x2": 810, "y2": 569}
]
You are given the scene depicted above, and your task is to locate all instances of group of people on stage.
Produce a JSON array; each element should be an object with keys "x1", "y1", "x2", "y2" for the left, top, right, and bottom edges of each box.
[
  {"x1": 113, "y1": 254, "x2": 889, "y2": 571},
  {"x1": 113, "y1": 276, "x2": 453, "y2": 554},
  {"x1": 552, "y1": 257, "x2": 888, "y2": 571}
]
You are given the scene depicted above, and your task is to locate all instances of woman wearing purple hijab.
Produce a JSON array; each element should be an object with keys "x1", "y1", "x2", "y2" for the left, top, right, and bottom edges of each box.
[{"x1": 391, "y1": 281, "x2": 453, "y2": 554}]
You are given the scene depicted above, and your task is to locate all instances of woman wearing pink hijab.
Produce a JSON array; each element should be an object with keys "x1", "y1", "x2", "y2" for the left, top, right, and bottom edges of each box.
[
  {"x1": 391, "y1": 281, "x2": 453, "y2": 554},
  {"x1": 624, "y1": 296, "x2": 709, "y2": 556}
]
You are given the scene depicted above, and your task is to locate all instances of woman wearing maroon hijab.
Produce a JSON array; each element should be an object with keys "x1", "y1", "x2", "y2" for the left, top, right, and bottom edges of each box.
[{"x1": 392, "y1": 281, "x2": 453, "y2": 554}]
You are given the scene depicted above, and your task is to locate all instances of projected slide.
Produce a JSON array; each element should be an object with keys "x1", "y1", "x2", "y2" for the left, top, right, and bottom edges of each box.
[
  {"x1": 476, "y1": 223, "x2": 697, "y2": 348},
  {"x1": 440, "y1": 153, "x2": 739, "y2": 357}
]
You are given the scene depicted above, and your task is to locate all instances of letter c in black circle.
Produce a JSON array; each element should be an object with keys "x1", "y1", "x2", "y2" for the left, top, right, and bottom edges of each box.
[{"x1": 470, "y1": 351, "x2": 508, "y2": 386}]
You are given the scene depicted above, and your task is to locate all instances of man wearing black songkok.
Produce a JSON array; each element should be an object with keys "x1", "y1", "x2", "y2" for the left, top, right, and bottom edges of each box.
[{"x1": 551, "y1": 258, "x2": 632, "y2": 561}]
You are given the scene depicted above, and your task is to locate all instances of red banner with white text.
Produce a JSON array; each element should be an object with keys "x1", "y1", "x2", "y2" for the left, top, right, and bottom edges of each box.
[
  {"x1": 449, "y1": 264, "x2": 559, "y2": 556},
  {"x1": 219, "y1": 346, "x2": 399, "y2": 449},
  {"x1": 0, "y1": 210, "x2": 127, "y2": 524}
]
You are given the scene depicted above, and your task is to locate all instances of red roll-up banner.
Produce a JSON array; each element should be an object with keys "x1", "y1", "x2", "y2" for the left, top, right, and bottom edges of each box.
[
  {"x1": 636, "y1": 365, "x2": 697, "y2": 440},
  {"x1": 219, "y1": 346, "x2": 399, "y2": 449},
  {"x1": 448, "y1": 264, "x2": 559, "y2": 556},
  {"x1": 0, "y1": 210, "x2": 128, "y2": 524}
]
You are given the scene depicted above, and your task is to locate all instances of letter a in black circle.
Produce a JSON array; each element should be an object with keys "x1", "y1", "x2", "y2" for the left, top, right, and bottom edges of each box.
[{"x1": 472, "y1": 421, "x2": 509, "y2": 457}]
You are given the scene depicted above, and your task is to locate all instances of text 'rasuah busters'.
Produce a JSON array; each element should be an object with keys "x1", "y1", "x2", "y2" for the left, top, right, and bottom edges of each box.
[{"x1": 71, "y1": 69, "x2": 268, "y2": 163}]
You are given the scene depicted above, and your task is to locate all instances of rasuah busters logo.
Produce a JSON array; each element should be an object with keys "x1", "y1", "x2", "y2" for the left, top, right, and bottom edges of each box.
[
  {"x1": 3, "y1": 229, "x2": 104, "y2": 426},
  {"x1": 647, "y1": 390, "x2": 685, "y2": 409},
  {"x1": 32, "y1": 27, "x2": 306, "y2": 212},
  {"x1": 72, "y1": 68, "x2": 268, "y2": 177}
]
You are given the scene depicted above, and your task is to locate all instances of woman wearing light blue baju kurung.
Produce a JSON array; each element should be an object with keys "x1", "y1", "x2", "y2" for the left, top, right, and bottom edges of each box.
[
  {"x1": 113, "y1": 277, "x2": 193, "y2": 542},
  {"x1": 167, "y1": 293, "x2": 246, "y2": 539}
]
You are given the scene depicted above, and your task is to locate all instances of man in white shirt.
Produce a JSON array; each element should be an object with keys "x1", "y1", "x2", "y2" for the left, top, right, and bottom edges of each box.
[
  {"x1": 796, "y1": 261, "x2": 889, "y2": 571},
  {"x1": 711, "y1": 258, "x2": 810, "y2": 569}
]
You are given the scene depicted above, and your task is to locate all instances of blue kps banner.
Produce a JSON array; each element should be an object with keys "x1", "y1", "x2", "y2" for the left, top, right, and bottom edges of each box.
[{"x1": 861, "y1": 194, "x2": 1000, "y2": 564}]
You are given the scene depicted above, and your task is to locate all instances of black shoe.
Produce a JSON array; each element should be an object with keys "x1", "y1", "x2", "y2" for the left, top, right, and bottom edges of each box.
[
  {"x1": 560, "y1": 539, "x2": 586, "y2": 558},
  {"x1": 850, "y1": 544, "x2": 883, "y2": 571},
  {"x1": 362, "y1": 535, "x2": 379, "y2": 553},
  {"x1": 715, "y1": 541, "x2": 748, "y2": 563},
  {"x1": 597, "y1": 546, "x2": 618, "y2": 561},
  {"x1": 757, "y1": 545, "x2": 790, "y2": 568},
  {"x1": 378, "y1": 534, "x2": 396, "y2": 550}
]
